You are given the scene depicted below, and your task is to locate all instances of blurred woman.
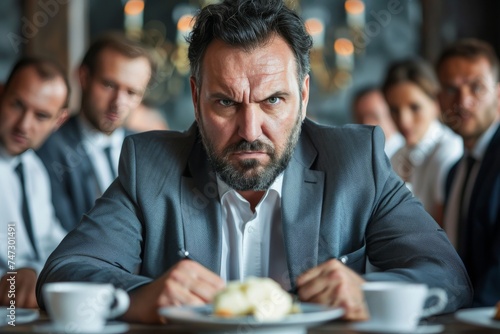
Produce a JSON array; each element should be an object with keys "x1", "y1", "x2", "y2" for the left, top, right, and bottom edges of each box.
[{"x1": 382, "y1": 59, "x2": 462, "y2": 225}]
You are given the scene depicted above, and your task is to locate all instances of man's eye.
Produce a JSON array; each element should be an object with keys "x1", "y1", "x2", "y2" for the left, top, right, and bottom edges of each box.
[
  {"x1": 470, "y1": 83, "x2": 484, "y2": 95},
  {"x1": 444, "y1": 86, "x2": 458, "y2": 95},
  {"x1": 219, "y1": 99, "x2": 234, "y2": 107},
  {"x1": 36, "y1": 113, "x2": 50, "y2": 120},
  {"x1": 268, "y1": 97, "x2": 280, "y2": 104}
]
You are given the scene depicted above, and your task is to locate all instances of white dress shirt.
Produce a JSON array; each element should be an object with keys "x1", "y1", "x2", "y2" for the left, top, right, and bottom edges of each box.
[
  {"x1": 385, "y1": 132, "x2": 405, "y2": 159},
  {"x1": 0, "y1": 147, "x2": 66, "y2": 275},
  {"x1": 391, "y1": 121, "x2": 463, "y2": 215},
  {"x1": 443, "y1": 121, "x2": 499, "y2": 247},
  {"x1": 78, "y1": 115, "x2": 125, "y2": 193},
  {"x1": 218, "y1": 173, "x2": 290, "y2": 290}
]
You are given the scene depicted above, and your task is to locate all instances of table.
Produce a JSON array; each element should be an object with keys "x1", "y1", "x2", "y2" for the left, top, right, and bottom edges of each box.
[{"x1": 1, "y1": 313, "x2": 499, "y2": 333}]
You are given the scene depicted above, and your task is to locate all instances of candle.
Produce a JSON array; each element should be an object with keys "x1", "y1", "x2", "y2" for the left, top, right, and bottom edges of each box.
[
  {"x1": 305, "y1": 18, "x2": 325, "y2": 49},
  {"x1": 124, "y1": 0, "x2": 145, "y2": 32},
  {"x1": 176, "y1": 14, "x2": 195, "y2": 45},
  {"x1": 345, "y1": 0, "x2": 365, "y2": 29},
  {"x1": 334, "y1": 38, "x2": 354, "y2": 70}
]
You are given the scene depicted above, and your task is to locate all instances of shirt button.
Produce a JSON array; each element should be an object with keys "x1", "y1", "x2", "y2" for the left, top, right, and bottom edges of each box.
[{"x1": 339, "y1": 256, "x2": 348, "y2": 264}]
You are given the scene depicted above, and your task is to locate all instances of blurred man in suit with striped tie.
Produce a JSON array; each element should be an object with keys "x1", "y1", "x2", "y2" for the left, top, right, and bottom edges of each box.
[{"x1": 0, "y1": 57, "x2": 69, "y2": 308}]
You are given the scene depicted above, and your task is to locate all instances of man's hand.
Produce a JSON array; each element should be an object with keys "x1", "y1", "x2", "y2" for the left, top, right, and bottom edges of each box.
[
  {"x1": 296, "y1": 259, "x2": 368, "y2": 321},
  {"x1": 0, "y1": 268, "x2": 38, "y2": 308},
  {"x1": 124, "y1": 259, "x2": 225, "y2": 324}
]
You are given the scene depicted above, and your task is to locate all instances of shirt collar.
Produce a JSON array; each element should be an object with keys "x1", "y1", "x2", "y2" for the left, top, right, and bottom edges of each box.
[
  {"x1": 401, "y1": 121, "x2": 444, "y2": 166},
  {"x1": 468, "y1": 121, "x2": 499, "y2": 161},
  {"x1": 0, "y1": 144, "x2": 25, "y2": 169}
]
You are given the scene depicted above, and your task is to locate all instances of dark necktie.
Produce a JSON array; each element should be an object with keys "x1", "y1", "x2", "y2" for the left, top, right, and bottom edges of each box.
[
  {"x1": 14, "y1": 162, "x2": 39, "y2": 260},
  {"x1": 457, "y1": 155, "x2": 476, "y2": 257},
  {"x1": 103, "y1": 146, "x2": 117, "y2": 179}
]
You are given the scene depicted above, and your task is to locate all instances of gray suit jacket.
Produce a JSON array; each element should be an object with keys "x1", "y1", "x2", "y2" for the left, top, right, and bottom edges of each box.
[
  {"x1": 37, "y1": 119, "x2": 472, "y2": 312},
  {"x1": 37, "y1": 116, "x2": 134, "y2": 231}
]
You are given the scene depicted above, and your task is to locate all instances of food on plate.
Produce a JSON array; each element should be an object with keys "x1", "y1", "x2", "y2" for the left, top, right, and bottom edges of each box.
[
  {"x1": 494, "y1": 301, "x2": 500, "y2": 320},
  {"x1": 213, "y1": 277, "x2": 297, "y2": 321}
]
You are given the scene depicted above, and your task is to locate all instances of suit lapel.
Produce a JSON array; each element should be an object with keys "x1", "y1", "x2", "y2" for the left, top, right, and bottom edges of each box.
[
  {"x1": 282, "y1": 130, "x2": 324, "y2": 288},
  {"x1": 67, "y1": 117, "x2": 102, "y2": 202},
  {"x1": 180, "y1": 133, "x2": 222, "y2": 274},
  {"x1": 468, "y1": 126, "x2": 500, "y2": 220}
]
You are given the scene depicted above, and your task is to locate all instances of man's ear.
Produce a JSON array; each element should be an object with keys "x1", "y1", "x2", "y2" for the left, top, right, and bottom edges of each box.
[
  {"x1": 301, "y1": 74, "x2": 310, "y2": 121},
  {"x1": 78, "y1": 66, "x2": 90, "y2": 90},
  {"x1": 190, "y1": 76, "x2": 200, "y2": 122},
  {"x1": 55, "y1": 108, "x2": 69, "y2": 129}
]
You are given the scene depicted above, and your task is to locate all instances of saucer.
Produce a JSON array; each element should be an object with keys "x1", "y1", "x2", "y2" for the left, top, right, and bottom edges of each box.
[
  {"x1": 33, "y1": 321, "x2": 129, "y2": 333},
  {"x1": 351, "y1": 323, "x2": 444, "y2": 333},
  {"x1": 0, "y1": 308, "x2": 39, "y2": 325}
]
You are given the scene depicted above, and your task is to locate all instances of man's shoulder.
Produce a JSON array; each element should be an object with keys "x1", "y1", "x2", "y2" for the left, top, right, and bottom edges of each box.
[
  {"x1": 124, "y1": 125, "x2": 198, "y2": 158},
  {"x1": 303, "y1": 119, "x2": 379, "y2": 148},
  {"x1": 39, "y1": 116, "x2": 81, "y2": 151}
]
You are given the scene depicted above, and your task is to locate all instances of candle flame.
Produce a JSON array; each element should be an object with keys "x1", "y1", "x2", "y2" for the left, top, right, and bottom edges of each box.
[
  {"x1": 177, "y1": 14, "x2": 195, "y2": 32},
  {"x1": 124, "y1": 0, "x2": 144, "y2": 16},
  {"x1": 345, "y1": 0, "x2": 365, "y2": 15},
  {"x1": 334, "y1": 38, "x2": 354, "y2": 56},
  {"x1": 305, "y1": 18, "x2": 324, "y2": 36}
]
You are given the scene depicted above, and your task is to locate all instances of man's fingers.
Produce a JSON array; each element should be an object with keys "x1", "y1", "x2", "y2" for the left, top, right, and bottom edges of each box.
[
  {"x1": 162, "y1": 279, "x2": 206, "y2": 306},
  {"x1": 297, "y1": 259, "x2": 341, "y2": 287},
  {"x1": 162, "y1": 259, "x2": 225, "y2": 305}
]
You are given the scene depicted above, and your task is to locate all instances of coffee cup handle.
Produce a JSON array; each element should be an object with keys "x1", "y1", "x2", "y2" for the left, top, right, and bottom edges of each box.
[
  {"x1": 107, "y1": 288, "x2": 130, "y2": 319},
  {"x1": 421, "y1": 288, "x2": 447, "y2": 318}
]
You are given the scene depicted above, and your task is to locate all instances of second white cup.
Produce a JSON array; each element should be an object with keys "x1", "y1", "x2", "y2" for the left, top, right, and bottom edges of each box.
[{"x1": 361, "y1": 281, "x2": 448, "y2": 332}]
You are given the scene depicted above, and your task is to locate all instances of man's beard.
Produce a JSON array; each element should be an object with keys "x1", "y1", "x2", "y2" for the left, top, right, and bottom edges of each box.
[{"x1": 198, "y1": 107, "x2": 303, "y2": 191}]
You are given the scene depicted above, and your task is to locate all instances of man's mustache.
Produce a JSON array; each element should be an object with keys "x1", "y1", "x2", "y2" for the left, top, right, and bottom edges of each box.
[{"x1": 223, "y1": 140, "x2": 275, "y2": 155}]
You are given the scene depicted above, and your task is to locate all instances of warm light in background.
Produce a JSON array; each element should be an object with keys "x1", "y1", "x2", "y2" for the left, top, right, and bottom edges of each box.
[
  {"x1": 345, "y1": 0, "x2": 365, "y2": 28},
  {"x1": 176, "y1": 14, "x2": 195, "y2": 46},
  {"x1": 305, "y1": 18, "x2": 324, "y2": 36},
  {"x1": 124, "y1": 0, "x2": 144, "y2": 16},
  {"x1": 334, "y1": 38, "x2": 354, "y2": 56},
  {"x1": 305, "y1": 17, "x2": 325, "y2": 49},
  {"x1": 344, "y1": 0, "x2": 365, "y2": 15},
  {"x1": 177, "y1": 14, "x2": 195, "y2": 32},
  {"x1": 334, "y1": 38, "x2": 354, "y2": 71}
]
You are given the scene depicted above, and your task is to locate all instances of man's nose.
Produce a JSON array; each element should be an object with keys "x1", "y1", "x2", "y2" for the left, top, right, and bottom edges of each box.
[
  {"x1": 237, "y1": 104, "x2": 263, "y2": 143},
  {"x1": 398, "y1": 110, "x2": 413, "y2": 132},
  {"x1": 17, "y1": 110, "x2": 34, "y2": 132},
  {"x1": 112, "y1": 89, "x2": 130, "y2": 108},
  {"x1": 458, "y1": 87, "x2": 475, "y2": 109}
]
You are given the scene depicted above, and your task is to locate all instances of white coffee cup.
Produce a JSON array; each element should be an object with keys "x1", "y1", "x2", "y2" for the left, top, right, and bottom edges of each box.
[
  {"x1": 43, "y1": 282, "x2": 130, "y2": 333},
  {"x1": 361, "y1": 282, "x2": 447, "y2": 332}
]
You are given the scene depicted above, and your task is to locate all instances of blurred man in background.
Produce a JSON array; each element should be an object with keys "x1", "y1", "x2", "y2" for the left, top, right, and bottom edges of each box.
[
  {"x1": 438, "y1": 38, "x2": 500, "y2": 307},
  {"x1": 37, "y1": 32, "x2": 155, "y2": 231},
  {"x1": 0, "y1": 57, "x2": 69, "y2": 308},
  {"x1": 351, "y1": 86, "x2": 404, "y2": 158}
]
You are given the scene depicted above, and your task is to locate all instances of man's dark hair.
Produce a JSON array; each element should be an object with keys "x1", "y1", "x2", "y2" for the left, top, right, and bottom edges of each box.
[
  {"x1": 187, "y1": 0, "x2": 312, "y2": 88},
  {"x1": 81, "y1": 31, "x2": 156, "y2": 84},
  {"x1": 436, "y1": 38, "x2": 499, "y2": 82},
  {"x1": 352, "y1": 85, "x2": 381, "y2": 107},
  {"x1": 4, "y1": 57, "x2": 71, "y2": 108}
]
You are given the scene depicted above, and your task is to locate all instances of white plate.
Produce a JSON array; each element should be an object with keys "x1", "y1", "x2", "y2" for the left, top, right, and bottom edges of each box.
[
  {"x1": 33, "y1": 321, "x2": 129, "y2": 333},
  {"x1": 352, "y1": 323, "x2": 444, "y2": 333},
  {"x1": 0, "y1": 308, "x2": 39, "y2": 325},
  {"x1": 455, "y1": 307, "x2": 500, "y2": 329},
  {"x1": 159, "y1": 303, "x2": 344, "y2": 333}
]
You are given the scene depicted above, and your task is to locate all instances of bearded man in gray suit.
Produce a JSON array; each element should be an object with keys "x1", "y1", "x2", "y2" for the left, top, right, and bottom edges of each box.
[{"x1": 37, "y1": 0, "x2": 472, "y2": 324}]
